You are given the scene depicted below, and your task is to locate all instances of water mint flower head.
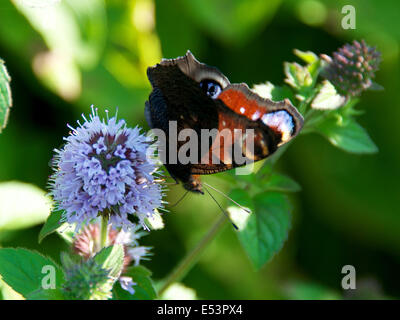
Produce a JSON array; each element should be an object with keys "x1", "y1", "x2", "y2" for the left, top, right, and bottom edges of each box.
[
  {"x1": 321, "y1": 40, "x2": 381, "y2": 96},
  {"x1": 49, "y1": 106, "x2": 164, "y2": 230}
]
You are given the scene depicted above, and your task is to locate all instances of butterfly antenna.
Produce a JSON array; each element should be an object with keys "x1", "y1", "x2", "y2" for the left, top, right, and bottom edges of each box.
[
  {"x1": 168, "y1": 190, "x2": 190, "y2": 209},
  {"x1": 203, "y1": 182, "x2": 252, "y2": 214},
  {"x1": 159, "y1": 182, "x2": 181, "y2": 186},
  {"x1": 204, "y1": 186, "x2": 238, "y2": 230}
]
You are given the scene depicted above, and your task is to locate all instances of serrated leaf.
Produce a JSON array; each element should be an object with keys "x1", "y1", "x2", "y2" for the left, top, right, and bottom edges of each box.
[
  {"x1": 38, "y1": 210, "x2": 65, "y2": 243},
  {"x1": 114, "y1": 265, "x2": 157, "y2": 300},
  {"x1": 311, "y1": 80, "x2": 346, "y2": 110},
  {"x1": 0, "y1": 248, "x2": 65, "y2": 299},
  {"x1": 0, "y1": 181, "x2": 52, "y2": 231},
  {"x1": 0, "y1": 59, "x2": 12, "y2": 133},
  {"x1": 94, "y1": 245, "x2": 124, "y2": 281},
  {"x1": 229, "y1": 190, "x2": 291, "y2": 269},
  {"x1": 127, "y1": 265, "x2": 157, "y2": 299},
  {"x1": 316, "y1": 116, "x2": 378, "y2": 154}
]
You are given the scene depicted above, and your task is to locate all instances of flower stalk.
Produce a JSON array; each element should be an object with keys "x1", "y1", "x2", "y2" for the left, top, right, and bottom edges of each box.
[
  {"x1": 100, "y1": 215, "x2": 109, "y2": 249},
  {"x1": 158, "y1": 214, "x2": 227, "y2": 296}
]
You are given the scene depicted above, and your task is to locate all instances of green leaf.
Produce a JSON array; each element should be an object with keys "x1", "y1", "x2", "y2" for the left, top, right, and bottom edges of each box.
[
  {"x1": 231, "y1": 162, "x2": 300, "y2": 194},
  {"x1": 293, "y1": 49, "x2": 318, "y2": 64},
  {"x1": 114, "y1": 265, "x2": 157, "y2": 300},
  {"x1": 231, "y1": 164, "x2": 300, "y2": 194},
  {"x1": 94, "y1": 245, "x2": 125, "y2": 280},
  {"x1": 0, "y1": 181, "x2": 52, "y2": 231},
  {"x1": 252, "y1": 82, "x2": 295, "y2": 103},
  {"x1": 0, "y1": 248, "x2": 65, "y2": 299},
  {"x1": 264, "y1": 173, "x2": 301, "y2": 193},
  {"x1": 311, "y1": 80, "x2": 346, "y2": 110},
  {"x1": 25, "y1": 287, "x2": 65, "y2": 300},
  {"x1": 128, "y1": 265, "x2": 157, "y2": 299},
  {"x1": 56, "y1": 226, "x2": 75, "y2": 244},
  {"x1": 38, "y1": 210, "x2": 65, "y2": 243},
  {"x1": 0, "y1": 59, "x2": 12, "y2": 133},
  {"x1": 229, "y1": 190, "x2": 291, "y2": 269},
  {"x1": 294, "y1": 49, "x2": 321, "y2": 79},
  {"x1": 255, "y1": 161, "x2": 273, "y2": 178},
  {"x1": 316, "y1": 116, "x2": 378, "y2": 154}
]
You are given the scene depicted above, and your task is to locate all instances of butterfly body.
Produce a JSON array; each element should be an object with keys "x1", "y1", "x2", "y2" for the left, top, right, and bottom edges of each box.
[{"x1": 145, "y1": 51, "x2": 303, "y2": 193}]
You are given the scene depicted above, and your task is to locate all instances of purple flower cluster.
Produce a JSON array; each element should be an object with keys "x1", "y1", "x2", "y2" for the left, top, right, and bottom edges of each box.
[
  {"x1": 50, "y1": 107, "x2": 163, "y2": 230},
  {"x1": 321, "y1": 40, "x2": 381, "y2": 96}
]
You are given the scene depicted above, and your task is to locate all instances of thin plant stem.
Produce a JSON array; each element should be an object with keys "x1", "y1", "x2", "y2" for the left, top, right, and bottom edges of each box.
[
  {"x1": 158, "y1": 214, "x2": 227, "y2": 296},
  {"x1": 100, "y1": 215, "x2": 109, "y2": 249}
]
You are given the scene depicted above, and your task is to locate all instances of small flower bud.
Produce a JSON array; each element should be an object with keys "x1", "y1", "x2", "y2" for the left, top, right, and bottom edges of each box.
[
  {"x1": 61, "y1": 254, "x2": 113, "y2": 300},
  {"x1": 321, "y1": 40, "x2": 381, "y2": 96}
]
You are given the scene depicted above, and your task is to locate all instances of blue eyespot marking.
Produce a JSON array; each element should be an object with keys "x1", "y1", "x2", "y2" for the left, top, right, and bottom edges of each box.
[
  {"x1": 261, "y1": 110, "x2": 294, "y2": 142},
  {"x1": 199, "y1": 79, "x2": 222, "y2": 99}
]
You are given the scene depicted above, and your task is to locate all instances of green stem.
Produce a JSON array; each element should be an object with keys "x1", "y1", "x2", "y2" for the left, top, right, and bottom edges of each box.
[
  {"x1": 100, "y1": 215, "x2": 109, "y2": 249},
  {"x1": 158, "y1": 214, "x2": 227, "y2": 296}
]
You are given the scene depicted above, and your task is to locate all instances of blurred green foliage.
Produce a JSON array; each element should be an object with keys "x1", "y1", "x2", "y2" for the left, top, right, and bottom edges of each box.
[
  {"x1": 0, "y1": 0, "x2": 399, "y2": 299},
  {"x1": 0, "y1": 58, "x2": 12, "y2": 132}
]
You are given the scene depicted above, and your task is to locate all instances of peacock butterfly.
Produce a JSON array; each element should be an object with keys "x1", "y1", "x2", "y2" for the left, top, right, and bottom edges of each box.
[{"x1": 145, "y1": 51, "x2": 303, "y2": 194}]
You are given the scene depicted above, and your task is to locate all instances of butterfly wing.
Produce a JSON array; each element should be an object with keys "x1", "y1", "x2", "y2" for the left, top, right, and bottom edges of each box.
[{"x1": 146, "y1": 51, "x2": 303, "y2": 191}]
